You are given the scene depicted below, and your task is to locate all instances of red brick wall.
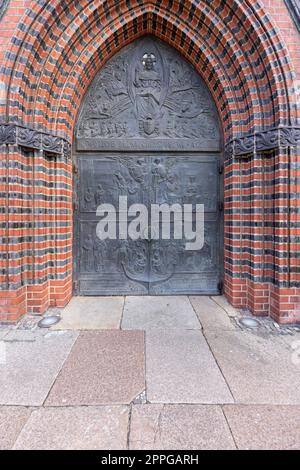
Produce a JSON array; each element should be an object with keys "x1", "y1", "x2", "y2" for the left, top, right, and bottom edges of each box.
[
  {"x1": 0, "y1": 0, "x2": 299, "y2": 323},
  {"x1": 263, "y1": 0, "x2": 300, "y2": 79}
]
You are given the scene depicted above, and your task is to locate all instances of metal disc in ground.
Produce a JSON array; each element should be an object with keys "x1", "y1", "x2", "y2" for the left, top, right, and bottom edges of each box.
[
  {"x1": 38, "y1": 316, "x2": 61, "y2": 328},
  {"x1": 239, "y1": 317, "x2": 260, "y2": 329}
]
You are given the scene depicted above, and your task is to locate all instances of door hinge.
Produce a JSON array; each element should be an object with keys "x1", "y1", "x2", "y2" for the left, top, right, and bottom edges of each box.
[
  {"x1": 219, "y1": 202, "x2": 224, "y2": 212},
  {"x1": 218, "y1": 281, "x2": 224, "y2": 294},
  {"x1": 219, "y1": 164, "x2": 224, "y2": 175}
]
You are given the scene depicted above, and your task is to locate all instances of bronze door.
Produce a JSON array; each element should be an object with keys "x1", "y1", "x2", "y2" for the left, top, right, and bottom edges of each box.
[{"x1": 74, "y1": 37, "x2": 223, "y2": 295}]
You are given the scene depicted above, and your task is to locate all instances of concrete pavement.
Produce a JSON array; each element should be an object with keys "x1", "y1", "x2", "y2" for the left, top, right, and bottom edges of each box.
[{"x1": 0, "y1": 296, "x2": 299, "y2": 450}]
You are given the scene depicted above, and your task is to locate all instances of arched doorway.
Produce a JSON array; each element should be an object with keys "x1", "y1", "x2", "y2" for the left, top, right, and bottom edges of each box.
[
  {"x1": 74, "y1": 37, "x2": 223, "y2": 296},
  {"x1": 1, "y1": 0, "x2": 299, "y2": 322}
]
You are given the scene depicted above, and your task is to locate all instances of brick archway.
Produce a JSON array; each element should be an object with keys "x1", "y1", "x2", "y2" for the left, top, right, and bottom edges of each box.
[{"x1": 0, "y1": 0, "x2": 299, "y2": 323}]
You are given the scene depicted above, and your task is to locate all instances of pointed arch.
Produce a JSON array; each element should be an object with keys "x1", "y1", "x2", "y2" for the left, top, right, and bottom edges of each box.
[{"x1": 1, "y1": 0, "x2": 298, "y2": 142}]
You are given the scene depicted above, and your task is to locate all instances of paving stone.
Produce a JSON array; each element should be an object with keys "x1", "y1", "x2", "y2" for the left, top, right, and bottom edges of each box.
[
  {"x1": 146, "y1": 330, "x2": 233, "y2": 404},
  {"x1": 122, "y1": 296, "x2": 201, "y2": 330},
  {"x1": 46, "y1": 330, "x2": 145, "y2": 406},
  {"x1": 210, "y1": 296, "x2": 240, "y2": 317},
  {"x1": 205, "y1": 329, "x2": 300, "y2": 404},
  {"x1": 13, "y1": 406, "x2": 129, "y2": 450},
  {"x1": 0, "y1": 330, "x2": 78, "y2": 406},
  {"x1": 130, "y1": 404, "x2": 236, "y2": 450},
  {"x1": 52, "y1": 296, "x2": 124, "y2": 330},
  {"x1": 223, "y1": 405, "x2": 300, "y2": 450},
  {"x1": 0, "y1": 407, "x2": 32, "y2": 450},
  {"x1": 189, "y1": 296, "x2": 235, "y2": 331}
]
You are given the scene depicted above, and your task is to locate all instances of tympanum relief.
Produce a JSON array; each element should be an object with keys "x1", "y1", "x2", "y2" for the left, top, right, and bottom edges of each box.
[{"x1": 76, "y1": 37, "x2": 220, "y2": 151}]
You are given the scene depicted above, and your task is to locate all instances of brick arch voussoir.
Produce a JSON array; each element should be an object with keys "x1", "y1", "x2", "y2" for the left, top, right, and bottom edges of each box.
[
  {"x1": 40, "y1": 8, "x2": 257, "y2": 141},
  {"x1": 53, "y1": 19, "x2": 238, "y2": 140},
  {"x1": 5, "y1": 0, "x2": 257, "y2": 130},
  {"x1": 1, "y1": 0, "x2": 77, "y2": 120},
  {"x1": 228, "y1": 0, "x2": 297, "y2": 125},
  {"x1": 3, "y1": 0, "x2": 296, "y2": 136}
]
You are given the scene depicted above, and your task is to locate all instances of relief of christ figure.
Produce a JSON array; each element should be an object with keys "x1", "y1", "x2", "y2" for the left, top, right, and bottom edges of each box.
[{"x1": 133, "y1": 53, "x2": 162, "y2": 121}]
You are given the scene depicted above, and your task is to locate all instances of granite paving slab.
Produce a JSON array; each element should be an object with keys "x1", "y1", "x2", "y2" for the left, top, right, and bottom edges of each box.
[
  {"x1": 223, "y1": 405, "x2": 300, "y2": 450},
  {"x1": 0, "y1": 407, "x2": 32, "y2": 450},
  {"x1": 46, "y1": 330, "x2": 145, "y2": 406}
]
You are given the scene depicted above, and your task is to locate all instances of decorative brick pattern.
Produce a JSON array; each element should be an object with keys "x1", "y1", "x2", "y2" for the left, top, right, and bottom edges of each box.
[{"x1": 0, "y1": 0, "x2": 299, "y2": 323}]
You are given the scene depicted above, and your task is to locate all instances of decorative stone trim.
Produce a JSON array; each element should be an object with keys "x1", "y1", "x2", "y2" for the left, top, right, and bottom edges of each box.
[
  {"x1": 0, "y1": 124, "x2": 16, "y2": 145},
  {"x1": 0, "y1": 123, "x2": 71, "y2": 158},
  {"x1": 284, "y1": 0, "x2": 300, "y2": 34},
  {"x1": 225, "y1": 127, "x2": 300, "y2": 159}
]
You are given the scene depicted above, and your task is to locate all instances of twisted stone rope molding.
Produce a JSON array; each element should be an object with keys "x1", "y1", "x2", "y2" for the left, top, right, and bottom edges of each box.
[
  {"x1": 0, "y1": 123, "x2": 71, "y2": 159},
  {"x1": 225, "y1": 126, "x2": 300, "y2": 159}
]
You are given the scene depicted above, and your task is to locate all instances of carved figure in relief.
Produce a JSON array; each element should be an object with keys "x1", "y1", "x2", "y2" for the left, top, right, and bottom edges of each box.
[
  {"x1": 127, "y1": 159, "x2": 147, "y2": 184},
  {"x1": 76, "y1": 38, "x2": 220, "y2": 143},
  {"x1": 132, "y1": 242, "x2": 148, "y2": 274},
  {"x1": 85, "y1": 120, "x2": 100, "y2": 137},
  {"x1": 186, "y1": 176, "x2": 198, "y2": 197},
  {"x1": 134, "y1": 54, "x2": 162, "y2": 120},
  {"x1": 114, "y1": 172, "x2": 128, "y2": 193},
  {"x1": 93, "y1": 238, "x2": 106, "y2": 272},
  {"x1": 151, "y1": 241, "x2": 180, "y2": 277},
  {"x1": 82, "y1": 233, "x2": 94, "y2": 271},
  {"x1": 105, "y1": 62, "x2": 128, "y2": 100},
  {"x1": 119, "y1": 240, "x2": 130, "y2": 266},
  {"x1": 159, "y1": 171, "x2": 181, "y2": 203},
  {"x1": 152, "y1": 159, "x2": 167, "y2": 181},
  {"x1": 114, "y1": 171, "x2": 138, "y2": 195},
  {"x1": 120, "y1": 240, "x2": 148, "y2": 276},
  {"x1": 94, "y1": 184, "x2": 104, "y2": 207},
  {"x1": 83, "y1": 187, "x2": 93, "y2": 210},
  {"x1": 94, "y1": 99, "x2": 111, "y2": 119},
  {"x1": 151, "y1": 246, "x2": 164, "y2": 274},
  {"x1": 166, "y1": 171, "x2": 180, "y2": 195},
  {"x1": 163, "y1": 117, "x2": 181, "y2": 138}
]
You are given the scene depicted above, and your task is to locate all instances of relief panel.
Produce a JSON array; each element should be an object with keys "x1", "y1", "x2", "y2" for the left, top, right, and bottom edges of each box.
[{"x1": 76, "y1": 37, "x2": 221, "y2": 152}]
